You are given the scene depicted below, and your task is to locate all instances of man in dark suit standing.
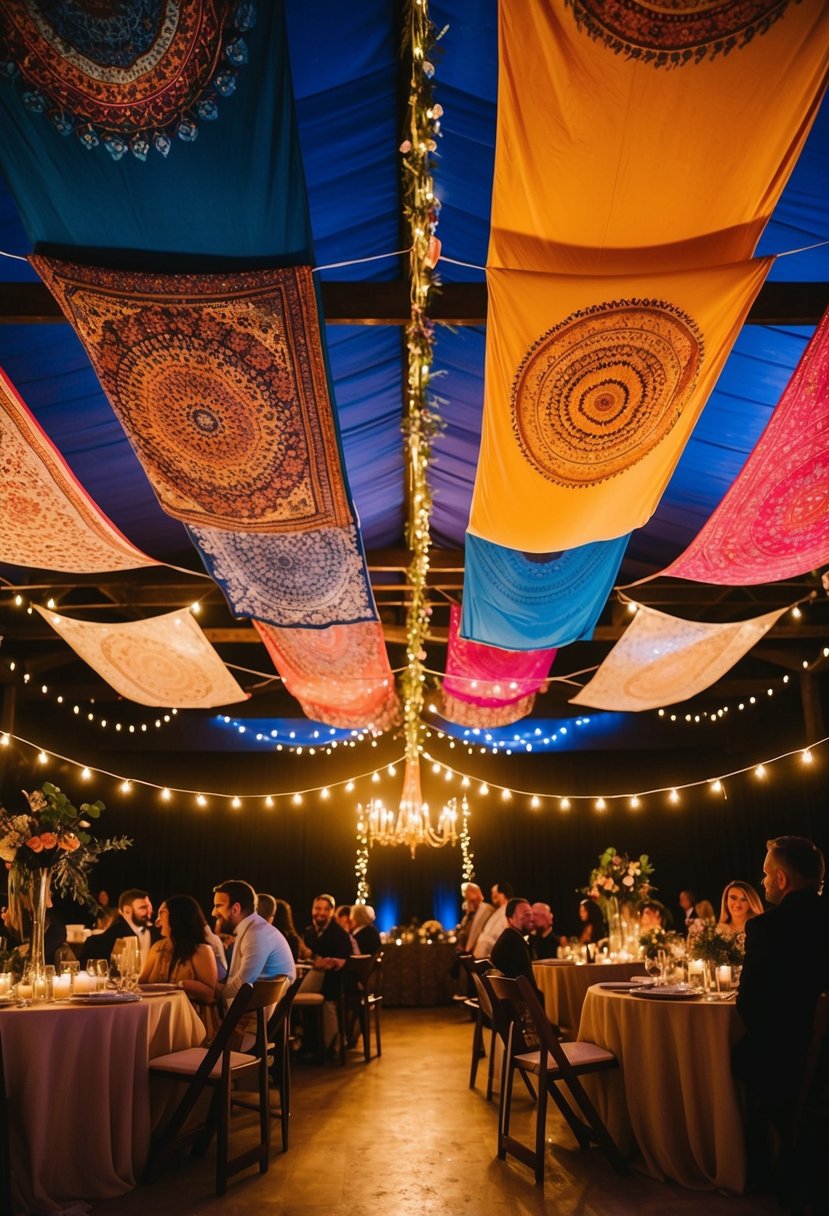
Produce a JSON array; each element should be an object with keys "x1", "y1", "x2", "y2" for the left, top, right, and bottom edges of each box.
[
  {"x1": 732, "y1": 836, "x2": 829, "y2": 1196},
  {"x1": 80, "y1": 888, "x2": 157, "y2": 967}
]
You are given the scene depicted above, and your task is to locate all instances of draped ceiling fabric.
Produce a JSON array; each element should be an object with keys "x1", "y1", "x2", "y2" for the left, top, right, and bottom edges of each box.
[
  {"x1": 35, "y1": 606, "x2": 247, "y2": 709},
  {"x1": 462, "y1": 532, "x2": 629, "y2": 652},
  {"x1": 490, "y1": 0, "x2": 829, "y2": 273},
  {"x1": 0, "y1": 367, "x2": 154, "y2": 574},
  {"x1": 661, "y1": 306, "x2": 829, "y2": 585},
  {"x1": 469, "y1": 258, "x2": 771, "y2": 553},
  {"x1": 440, "y1": 604, "x2": 555, "y2": 728},
  {"x1": 254, "y1": 620, "x2": 400, "y2": 732},
  {"x1": 570, "y1": 602, "x2": 789, "y2": 712}
]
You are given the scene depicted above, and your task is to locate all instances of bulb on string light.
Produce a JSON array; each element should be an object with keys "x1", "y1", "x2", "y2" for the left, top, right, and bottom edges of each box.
[
  {"x1": 80, "y1": 767, "x2": 91, "y2": 780},
  {"x1": 560, "y1": 797, "x2": 570, "y2": 812},
  {"x1": 629, "y1": 796, "x2": 640, "y2": 810},
  {"x1": 479, "y1": 783, "x2": 489, "y2": 796},
  {"x1": 292, "y1": 793, "x2": 303, "y2": 806},
  {"x1": 530, "y1": 795, "x2": 540, "y2": 809},
  {"x1": 346, "y1": 781, "x2": 355, "y2": 793},
  {"x1": 38, "y1": 750, "x2": 48, "y2": 765},
  {"x1": 196, "y1": 794, "x2": 207, "y2": 807},
  {"x1": 231, "y1": 797, "x2": 241, "y2": 810},
  {"x1": 501, "y1": 788, "x2": 512, "y2": 802},
  {"x1": 669, "y1": 788, "x2": 680, "y2": 805},
  {"x1": 161, "y1": 788, "x2": 171, "y2": 802},
  {"x1": 264, "y1": 795, "x2": 274, "y2": 809},
  {"x1": 121, "y1": 780, "x2": 132, "y2": 794},
  {"x1": 754, "y1": 764, "x2": 766, "y2": 779},
  {"x1": 801, "y1": 749, "x2": 813, "y2": 764},
  {"x1": 320, "y1": 787, "x2": 330, "y2": 800},
  {"x1": 595, "y1": 797, "x2": 606, "y2": 812},
  {"x1": 710, "y1": 779, "x2": 722, "y2": 793}
]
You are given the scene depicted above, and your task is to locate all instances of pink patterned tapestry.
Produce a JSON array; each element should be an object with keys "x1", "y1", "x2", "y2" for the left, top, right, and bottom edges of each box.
[
  {"x1": 255, "y1": 620, "x2": 400, "y2": 732},
  {"x1": 0, "y1": 367, "x2": 154, "y2": 573},
  {"x1": 444, "y1": 603, "x2": 555, "y2": 710},
  {"x1": 35, "y1": 606, "x2": 247, "y2": 708},
  {"x1": 441, "y1": 690, "x2": 538, "y2": 729},
  {"x1": 663, "y1": 307, "x2": 829, "y2": 584},
  {"x1": 570, "y1": 602, "x2": 788, "y2": 712}
]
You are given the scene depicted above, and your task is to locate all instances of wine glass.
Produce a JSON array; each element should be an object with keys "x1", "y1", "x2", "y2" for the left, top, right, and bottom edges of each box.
[{"x1": 645, "y1": 952, "x2": 664, "y2": 986}]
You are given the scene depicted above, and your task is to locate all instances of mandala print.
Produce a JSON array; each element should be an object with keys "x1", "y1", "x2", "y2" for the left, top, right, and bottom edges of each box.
[
  {"x1": 511, "y1": 300, "x2": 702, "y2": 488},
  {"x1": 440, "y1": 690, "x2": 536, "y2": 729},
  {"x1": 31, "y1": 257, "x2": 352, "y2": 534},
  {"x1": 99, "y1": 633, "x2": 215, "y2": 703},
  {"x1": 0, "y1": 1, "x2": 255, "y2": 159},
  {"x1": 565, "y1": 0, "x2": 793, "y2": 65},
  {"x1": 192, "y1": 524, "x2": 377, "y2": 629}
]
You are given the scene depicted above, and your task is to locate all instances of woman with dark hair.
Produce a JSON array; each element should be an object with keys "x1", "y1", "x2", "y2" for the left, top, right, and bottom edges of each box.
[
  {"x1": 139, "y1": 894, "x2": 218, "y2": 1032},
  {"x1": 576, "y1": 898, "x2": 606, "y2": 943},
  {"x1": 274, "y1": 897, "x2": 303, "y2": 961}
]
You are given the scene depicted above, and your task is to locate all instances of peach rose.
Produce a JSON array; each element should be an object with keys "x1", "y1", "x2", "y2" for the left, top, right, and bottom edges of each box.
[
  {"x1": 39, "y1": 832, "x2": 58, "y2": 849},
  {"x1": 25, "y1": 836, "x2": 44, "y2": 852},
  {"x1": 58, "y1": 833, "x2": 81, "y2": 852}
]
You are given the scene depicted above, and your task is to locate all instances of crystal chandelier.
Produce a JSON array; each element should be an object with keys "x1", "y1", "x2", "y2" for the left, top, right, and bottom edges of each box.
[{"x1": 360, "y1": 752, "x2": 459, "y2": 859}]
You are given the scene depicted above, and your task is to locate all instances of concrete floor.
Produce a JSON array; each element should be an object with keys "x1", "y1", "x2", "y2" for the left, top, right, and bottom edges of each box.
[{"x1": 98, "y1": 1006, "x2": 778, "y2": 1216}]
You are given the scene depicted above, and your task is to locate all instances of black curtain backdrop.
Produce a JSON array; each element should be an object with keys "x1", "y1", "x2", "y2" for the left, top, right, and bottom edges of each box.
[{"x1": 2, "y1": 717, "x2": 825, "y2": 938}]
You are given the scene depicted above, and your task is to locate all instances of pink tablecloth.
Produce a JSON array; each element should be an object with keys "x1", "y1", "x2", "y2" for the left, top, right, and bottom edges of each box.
[{"x1": 1, "y1": 992, "x2": 204, "y2": 1214}]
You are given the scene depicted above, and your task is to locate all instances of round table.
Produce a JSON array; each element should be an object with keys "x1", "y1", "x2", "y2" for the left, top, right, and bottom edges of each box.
[
  {"x1": 0, "y1": 991, "x2": 205, "y2": 1213},
  {"x1": 532, "y1": 960, "x2": 646, "y2": 1037},
  {"x1": 578, "y1": 985, "x2": 746, "y2": 1192}
]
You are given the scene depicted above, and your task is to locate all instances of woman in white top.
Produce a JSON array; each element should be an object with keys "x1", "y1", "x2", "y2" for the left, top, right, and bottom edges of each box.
[{"x1": 718, "y1": 880, "x2": 763, "y2": 937}]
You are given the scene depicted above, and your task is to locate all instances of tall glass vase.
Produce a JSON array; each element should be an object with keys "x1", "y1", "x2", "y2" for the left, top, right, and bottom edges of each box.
[
  {"x1": 28, "y1": 867, "x2": 52, "y2": 982},
  {"x1": 607, "y1": 896, "x2": 624, "y2": 956}
]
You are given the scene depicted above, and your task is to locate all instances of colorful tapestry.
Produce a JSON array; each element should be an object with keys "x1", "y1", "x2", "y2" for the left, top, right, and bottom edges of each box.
[
  {"x1": 35, "y1": 606, "x2": 247, "y2": 709},
  {"x1": 462, "y1": 532, "x2": 629, "y2": 652},
  {"x1": 490, "y1": 0, "x2": 829, "y2": 271},
  {"x1": 570, "y1": 602, "x2": 788, "y2": 712},
  {"x1": 440, "y1": 690, "x2": 537, "y2": 730},
  {"x1": 662, "y1": 307, "x2": 829, "y2": 585},
  {"x1": 190, "y1": 523, "x2": 378, "y2": 629},
  {"x1": 469, "y1": 258, "x2": 770, "y2": 553},
  {"x1": 255, "y1": 620, "x2": 400, "y2": 732},
  {"x1": 444, "y1": 603, "x2": 554, "y2": 708},
  {"x1": 0, "y1": 2, "x2": 254, "y2": 160},
  {"x1": 30, "y1": 257, "x2": 353, "y2": 534},
  {"x1": 0, "y1": 367, "x2": 154, "y2": 573}
]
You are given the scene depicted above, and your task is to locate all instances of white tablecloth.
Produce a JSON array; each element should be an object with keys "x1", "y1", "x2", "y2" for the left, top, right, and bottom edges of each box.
[
  {"x1": 1, "y1": 992, "x2": 205, "y2": 1214},
  {"x1": 578, "y1": 986, "x2": 746, "y2": 1192}
]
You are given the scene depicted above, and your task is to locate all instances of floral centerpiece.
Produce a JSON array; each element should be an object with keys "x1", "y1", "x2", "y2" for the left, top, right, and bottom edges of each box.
[
  {"x1": 687, "y1": 923, "x2": 744, "y2": 967},
  {"x1": 583, "y1": 846, "x2": 655, "y2": 956},
  {"x1": 639, "y1": 927, "x2": 683, "y2": 960},
  {"x1": 0, "y1": 781, "x2": 131, "y2": 977}
]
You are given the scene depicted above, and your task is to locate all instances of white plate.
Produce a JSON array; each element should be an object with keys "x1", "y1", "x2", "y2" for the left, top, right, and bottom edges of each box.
[
  {"x1": 69, "y1": 991, "x2": 141, "y2": 1005},
  {"x1": 533, "y1": 959, "x2": 575, "y2": 966},
  {"x1": 138, "y1": 983, "x2": 179, "y2": 995},
  {"x1": 597, "y1": 980, "x2": 654, "y2": 991},
  {"x1": 630, "y1": 986, "x2": 702, "y2": 1001}
]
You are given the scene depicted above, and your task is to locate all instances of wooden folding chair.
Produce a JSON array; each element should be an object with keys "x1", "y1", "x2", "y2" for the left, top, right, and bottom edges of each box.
[
  {"x1": 0, "y1": 1032, "x2": 11, "y2": 1216},
  {"x1": 338, "y1": 951, "x2": 383, "y2": 1063},
  {"x1": 143, "y1": 978, "x2": 287, "y2": 1195},
  {"x1": 232, "y1": 973, "x2": 305, "y2": 1151},
  {"x1": 487, "y1": 973, "x2": 628, "y2": 1185}
]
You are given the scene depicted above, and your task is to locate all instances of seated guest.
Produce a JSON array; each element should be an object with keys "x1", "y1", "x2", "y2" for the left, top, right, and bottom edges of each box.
[
  {"x1": 640, "y1": 900, "x2": 671, "y2": 931},
  {"x1": 455, "y1": 882, "x2": 493, "y2": 956},
  {"x1": 695, "y1": 898, "x2": 716, "y2": 924},
  {"x1": 80, "y1": 888, "x2": 156, "y2": 967},
  {"x1": 302, "y1": 894, "x2": 354, "y2": 1054},
  {"x1": 678, "y1": 888, "x2": 698, "y2": 935},
  {"x1": 256, "y1": 893, "x2": 277, "y2": 923},
  {"x1": 530, "y1": 901, "x2": 558, "y2": 960},
  {"x1": 576, "y1": 898, "x2": 605, "y2": 944},
  {"x1": 474, "y1": 881, "x2": 513, "y2": 959},
  {"x1": 350, "y1": 903, "x2": 382, "y2": 955},
  {"x1": 718, "y1": 880, "x2": 763, "y2": 940},
  {"x1": 212, "y1": 879, "x2": 296, "y2": 1003},
  {"x1": 335, "y1": 904, "x2": 352, "y2": 933},
  {"x1": 733, "y1": 837, "x2": 829, "y2": 1196},
  {"x1": 140, "y1": 895, "x2": 219, "y2": 1033},
  {"x1": 274, "y1": 897, "x2": 303, "y2": 961},
  {"x1": 491, "y1": 897, "x2": 537, "y2": 989}
]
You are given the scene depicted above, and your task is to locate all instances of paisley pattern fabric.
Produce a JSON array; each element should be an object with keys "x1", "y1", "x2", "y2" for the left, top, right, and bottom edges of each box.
[
  {"x1": 192, "y1": 524, "x2": 377, "y2": 629},
  {"x1": 31, "y1": 257, "x2": 353, "y2": 534},
  {"x1": 512, "y1": 300, "x2": 702, "y2": 488},
  {"x1": 0, "y1": 1, "x2": 254, "y2": 159},
  {"x1": 0, "y1": 367, "x2": 154, "y2": 573},
  {"x1": 565, "y1": 0, "x2": 793, "y2": 64},
  {"x1": 462, "y1": 532, "x2": 629, "y2": 652},
  {"x1": 470, "y1": 259, "x2": 770, "y2": 552},
  {"x1": 35, "y1": 605, "x2": 247, "y2": 708},
  {"x1": 440, "y1": 690, "x2": 537, "y2": 730},
  {"x1": 255, "y1": 620, "x2": 399, "y2": 731},
  {"x1": 570, "y1": 602, "x2": 788, "y2": 712},
  {"x1": 444, "y1": 604, "x2": 555, "y2": 708},
  {"x1": 663, "y1": 307, "x2": 829, "y2": 585}
]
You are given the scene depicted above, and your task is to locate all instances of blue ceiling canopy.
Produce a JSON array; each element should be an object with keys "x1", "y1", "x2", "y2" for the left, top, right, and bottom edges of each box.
[{"x1": 0, "y1": 0, "x2": 826, "y2": 733}]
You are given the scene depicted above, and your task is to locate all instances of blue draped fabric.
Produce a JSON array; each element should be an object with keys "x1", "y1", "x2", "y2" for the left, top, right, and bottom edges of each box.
[
  {"x1": 0, "y1": 3, "x2": 311, "y2": 260},
  {"x1": 462, "y1": 532, "x2": 629, "y2": 651}
]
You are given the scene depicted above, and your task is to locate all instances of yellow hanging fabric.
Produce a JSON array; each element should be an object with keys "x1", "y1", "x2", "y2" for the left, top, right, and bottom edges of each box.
[
  {"x1": 468, "y1": 256, "x2": 771, "y2": 553},
  {"x1": 489, "y1": 0, "x2": 829, "y2": 273}
]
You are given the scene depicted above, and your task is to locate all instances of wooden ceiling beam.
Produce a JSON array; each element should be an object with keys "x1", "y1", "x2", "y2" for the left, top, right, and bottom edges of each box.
[{"x1": 1, "y1": 279, "x2": 826, "y2": 326}]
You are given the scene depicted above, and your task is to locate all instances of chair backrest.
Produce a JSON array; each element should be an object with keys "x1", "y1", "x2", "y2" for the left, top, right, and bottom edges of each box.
[
  {"x1": 487, "y1": 973, "x2": 569, "y2": 1071},
  {"x1": 196, "y1": 978, "x2": 287, "y2": 1080},
  {"x1": 345, "y1": 952, "x2": 381, "y2": 991}
]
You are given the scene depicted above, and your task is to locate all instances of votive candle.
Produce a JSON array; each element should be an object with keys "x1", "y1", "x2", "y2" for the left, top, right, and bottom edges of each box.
[
  {"x1": 688, "y1": 959, "x2": 704, "y2": 979},
  {"x1": 52, "y1": 974, "x2": 72, "y2": 1000},
  {"x1": 16, "y1": 982, "x2": 33, "y2": 1000},
  {"x1": 716, "y1": 964, "x2": 732, "y2": 989}
]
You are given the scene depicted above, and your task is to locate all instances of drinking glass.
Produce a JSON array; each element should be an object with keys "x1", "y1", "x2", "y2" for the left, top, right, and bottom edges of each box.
[{"x1": 644, "y1": 953, "x2": 664, "y2": 985}]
